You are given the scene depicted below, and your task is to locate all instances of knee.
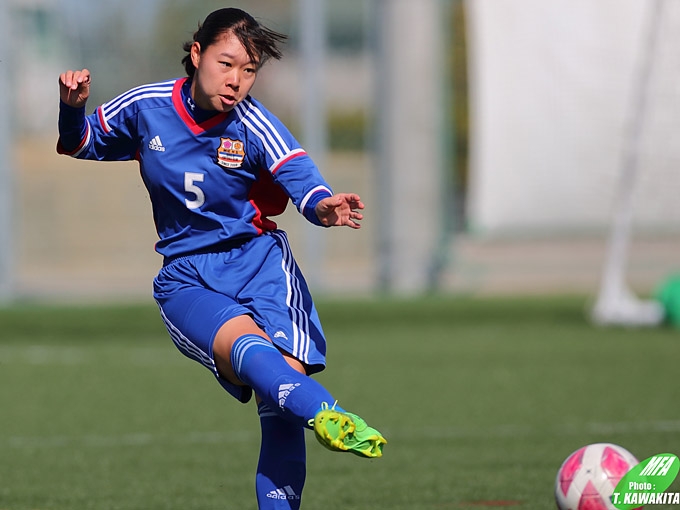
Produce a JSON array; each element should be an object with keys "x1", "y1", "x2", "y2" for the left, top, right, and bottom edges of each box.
[{"x1": 213, "y1": 315, "x2": 270, "y2": 385}]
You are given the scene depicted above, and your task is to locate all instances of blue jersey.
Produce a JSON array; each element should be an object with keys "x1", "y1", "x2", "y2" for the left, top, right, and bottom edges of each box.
[{"x1": 57, "y1": 78, "x2": 333, "y2": 261}]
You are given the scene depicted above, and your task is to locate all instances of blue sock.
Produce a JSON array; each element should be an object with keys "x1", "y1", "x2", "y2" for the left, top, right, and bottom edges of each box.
[
  {"x1": 255, "y1": 402, "x2": 306, "y2": 510},
  {"x1": 230, "y1": 334, "x2": 344, "y2": 427}
]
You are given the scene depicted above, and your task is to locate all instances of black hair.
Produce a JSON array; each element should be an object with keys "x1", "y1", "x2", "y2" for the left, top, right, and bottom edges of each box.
[{"x1": 181, "y1": 8, "x2": 287, "y2": 78}]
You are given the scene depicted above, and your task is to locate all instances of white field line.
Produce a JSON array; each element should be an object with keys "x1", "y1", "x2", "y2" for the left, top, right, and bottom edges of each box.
[
  {"x1": 386, "y1": 419, "x2": 680, "y2": 441},
  {"x1": 4, "y1": 420, "x2": 680, "y2": 450},
  {"x1": 0, "y1": 344, "x2": 180, "y2": 366},
  {"x1": 4, "y1": 430, "x2": 257, "y2": 449}
]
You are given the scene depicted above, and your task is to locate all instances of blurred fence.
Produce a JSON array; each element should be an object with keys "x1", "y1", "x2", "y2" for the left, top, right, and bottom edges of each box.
[
  {"x1": 9, "y1": 0, "x2": 380, "y2": 301},
  {"x1": 4, "y1": 0, "x2": 680, "y2": 302}
]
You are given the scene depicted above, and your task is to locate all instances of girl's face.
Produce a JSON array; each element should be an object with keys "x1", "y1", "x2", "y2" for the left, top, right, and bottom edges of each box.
[{"x1": 190, "y1": 31, "x2": 258, "y2": 112}]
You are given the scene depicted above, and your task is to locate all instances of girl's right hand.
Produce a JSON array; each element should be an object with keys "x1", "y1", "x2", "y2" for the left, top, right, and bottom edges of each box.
[{"x1": 59, "y1": 69, "x2": 91, "y2": 108}]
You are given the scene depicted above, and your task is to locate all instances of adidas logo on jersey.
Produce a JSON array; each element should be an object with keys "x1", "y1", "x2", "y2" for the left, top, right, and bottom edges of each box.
[
  {"x1": 278, "y1": 383, "x2": 300, "y2": 409},
  {"x1": 266, "y1": 486, "x2": 300, "y2": 500},
  {"x1": 148, "y1": 135, "x2": 165, "y2": 152}
]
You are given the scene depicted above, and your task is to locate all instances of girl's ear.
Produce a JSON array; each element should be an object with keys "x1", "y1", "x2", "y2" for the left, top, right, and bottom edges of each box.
[{"x1": 191, "y1": 42, "x2": 202, "y2": 69}]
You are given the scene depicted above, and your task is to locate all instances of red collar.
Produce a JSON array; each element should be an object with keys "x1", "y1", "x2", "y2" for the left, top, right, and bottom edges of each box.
[{"x1": 172, "y1": 77, "x2": 230, "y2": 135}]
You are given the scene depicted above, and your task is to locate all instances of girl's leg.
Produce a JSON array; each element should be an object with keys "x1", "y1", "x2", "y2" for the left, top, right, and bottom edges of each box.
[
  {"x1": 213, "y1": 315, "x2": 339, "y2": 428},
  {"x1": 256, "y1": 402, "x2": 306, "y2": 509},
  {"x1": 213, "y1": 315, "x2": 386, "y2": 459}
]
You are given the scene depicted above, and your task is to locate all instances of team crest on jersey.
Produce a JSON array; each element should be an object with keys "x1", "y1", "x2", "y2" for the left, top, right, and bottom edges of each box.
[{"x1": 217, "y1": 138, "x2": 246, "y2": 169}]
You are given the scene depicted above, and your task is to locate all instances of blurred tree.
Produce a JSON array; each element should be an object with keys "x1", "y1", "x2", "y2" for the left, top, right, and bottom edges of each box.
[
  {"x1": 325, "y1": 0, "x2": 366, "y2": 54},
  {"x1": 79, "y1": 6, "x2": 151, "y2": 106},
  {"x1": 150, "y1": 0, "x2": 293, "y2": 81}
]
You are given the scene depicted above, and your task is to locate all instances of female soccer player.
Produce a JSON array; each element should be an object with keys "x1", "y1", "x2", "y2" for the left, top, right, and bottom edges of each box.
[{"x1": 57, "y1": 7, "x2": 386, "y2": 509}]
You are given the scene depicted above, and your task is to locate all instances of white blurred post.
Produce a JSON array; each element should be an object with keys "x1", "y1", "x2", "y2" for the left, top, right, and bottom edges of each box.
[
  {"x1": 374, "y1": 0, "x2": 445, "y2": 293},
  {"x1": 591, "y1": 0, "x2": 665, "y2": 326},
  {"x1": 298, "y1": 0, "x2": 327, "y2": 290},
  {"x1": 0, "y1": 0, "x2": 14, "y2": 302}
]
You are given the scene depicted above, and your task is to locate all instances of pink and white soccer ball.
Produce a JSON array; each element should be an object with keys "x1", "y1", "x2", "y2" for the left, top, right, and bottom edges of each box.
[{"x1": 555, "y1": 443, "x2": 639, "y2": 510}]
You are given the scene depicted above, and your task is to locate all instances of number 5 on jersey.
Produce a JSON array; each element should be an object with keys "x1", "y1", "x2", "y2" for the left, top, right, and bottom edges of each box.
[{"x1": 185, "y1": 172, "x2": 205, "y2": 209}]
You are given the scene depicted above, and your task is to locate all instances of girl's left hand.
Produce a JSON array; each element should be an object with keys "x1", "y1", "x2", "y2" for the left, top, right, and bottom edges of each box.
[{"x1": 315, "y1": 193, "x2": 365, "y2": 229}]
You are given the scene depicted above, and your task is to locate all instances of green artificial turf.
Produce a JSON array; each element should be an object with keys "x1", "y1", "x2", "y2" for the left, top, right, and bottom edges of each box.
[{"x1": 1, "y1": 296, "x2": 679, "y2": 509}]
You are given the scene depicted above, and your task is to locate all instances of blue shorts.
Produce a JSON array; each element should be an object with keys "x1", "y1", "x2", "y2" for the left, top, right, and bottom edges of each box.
[{"x1": 153, "y1": 230, "x2": 327, "y2": 403}]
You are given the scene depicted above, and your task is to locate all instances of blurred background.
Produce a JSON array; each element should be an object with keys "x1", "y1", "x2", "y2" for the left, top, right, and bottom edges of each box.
[{"x1": 1, "y1": 0, "x2": 679, "y2": 304}]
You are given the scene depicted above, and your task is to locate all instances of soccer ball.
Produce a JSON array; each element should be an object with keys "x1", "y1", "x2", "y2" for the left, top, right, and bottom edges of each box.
[{"x1": 555, "y1": 443, "x2": 639, "y2": 510}]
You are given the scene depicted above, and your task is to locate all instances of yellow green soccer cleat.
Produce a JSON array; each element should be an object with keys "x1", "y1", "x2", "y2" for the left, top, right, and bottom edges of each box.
[{"x1": 311, "y1": 404, "x2": 387, "y2": 458}]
